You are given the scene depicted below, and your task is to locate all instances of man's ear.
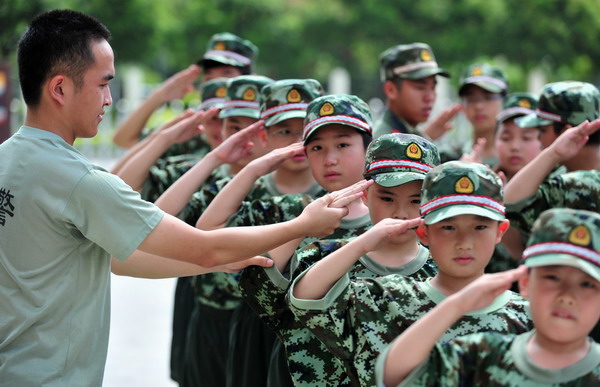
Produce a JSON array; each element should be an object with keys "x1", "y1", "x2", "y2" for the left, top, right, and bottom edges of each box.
[
  {"x1": 415, "y1": 224, "x2": 429, "y2": 245},
  {"x1": 518, "y1": 270, "x2": 530, "y2": 298},
  {"x1": 48, "y1": 75, "x2": 68, "y2": 106},
  {"x1": 383, "y1": 80, "x2": 398, "y2": 99},
  {"x1": 496, "y1": 219, "x2": 510, "y2": 243}
]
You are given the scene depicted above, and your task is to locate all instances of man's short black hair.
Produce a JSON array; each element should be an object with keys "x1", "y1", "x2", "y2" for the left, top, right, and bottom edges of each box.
[{"x1": 18, "y1": 9, "x2": 111, "y2": 107}]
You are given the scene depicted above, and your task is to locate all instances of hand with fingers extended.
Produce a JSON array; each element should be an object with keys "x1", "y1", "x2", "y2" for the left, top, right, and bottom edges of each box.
[
  {"x1": 328, "y1": 179, "x2": 374, "y2": 209},
  {"x1": 245, "y1": 142, "x2": 305, "y2": 178},
  {"x1": 355, "y1": 217, "x2": 424, "y2": 255},
  {"x1": 154, "y1": 64, "x2": 201, "y2": 103},
  {"x1": 460, "y1": 137, "x2": 486, "y2": 163},
  {"x1": 449, "y1": 266, "x2": 528, "y2": 314},
  {"x1": 423, "y1": 104, "x2": 463, "y2": 140},
  {"x1": 547, "y1": 119, "x2": 600, "y2": 162},
  {"x1": 158, "y1": 110, "x2": 205, "y2": 146},
  {"x1": 212, "y1": 120, "x2": 267, "y2": 164},
  {"x1": 198, "y1": 107, "x2": 223, "y2": 149}
]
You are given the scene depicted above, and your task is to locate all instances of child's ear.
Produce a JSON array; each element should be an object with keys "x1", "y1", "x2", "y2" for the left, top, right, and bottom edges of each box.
[
  {"x1": 360, "y1": 190, "x2": 368, "y2": 206},
  {"x1": 415, "y1": 224, "x2": 429, "y2": 245},
  {"x1": 496, "y1": 219, "x2": 510, "y2": 243},
  {"x1": 518, "y1": 270, "x2": 530, "y2": 298}
]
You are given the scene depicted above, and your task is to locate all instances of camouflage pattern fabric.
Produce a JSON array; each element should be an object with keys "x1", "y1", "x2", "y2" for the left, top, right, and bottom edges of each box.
[
  {"x1": 459, "y1": 63, "x2": 509, "y2": 95},
  {"x1": 496, "y1": 92, "x2": 537, "y2": 124},
  {"x1": 289, "y1": 274, "x2": 532, "y2": 387},
  {"x1": 506, "y1": 169, "x2": 600, "y2": 244},
  {"x1": 373, "y1": 109, "x2": 427, "y2": 140},
  {"x1": 379, "y1": 42, "x2": 449, "y2": 82},
  {"x1": 200, "y1": 32, "x2": 258, "y2": 68},
  {"x1": 219, "y1": 75, "x2": 274, "y2": 119},
  {"x1": 259, "y1": 79, "x2": 324, "y2": 127},
  {"x1": 378, "y1": 330, "x2": 600, "y2": 386},
  {"x1": 238, "y1": 216, "x2": 373, "y2": 386}
]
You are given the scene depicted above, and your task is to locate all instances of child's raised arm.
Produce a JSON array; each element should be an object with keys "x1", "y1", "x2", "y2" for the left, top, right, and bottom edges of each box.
[
  {"x1": 196, "y1": 141, "x2": 304, "y2": 230},
  {"x1": 504, "y1": 119, "x2": 600, "y2": 203},
  {"x1": 292, "y1": 217, "x2": 423, "y2": 300},
  {"x1": 381, "y1": 266, "x2": 527, "y2": 386}
]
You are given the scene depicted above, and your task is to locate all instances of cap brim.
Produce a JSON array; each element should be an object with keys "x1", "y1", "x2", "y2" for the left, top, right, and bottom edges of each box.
[
  {"x1": 400, "y1": 68, "x2": 450, "y2": 80},
  {"x1": 372, "y1": 172, "x2": 425, "y2": 188},
  {"x1": 264, "y1": 110, "x2": 307, "y2": 127},
  {"x1": 515, "y1": 113, "x2": 552, "y2": 128},
  {"x1": 219, "y1": 108, "x2": 260, "y2": 119},
  {"x1": 303, "y1": 121, "x2": 371, "y2": 144},
  {"x1": 525, "y1": 255, "x2": 600, "y2": 282},
  {"x1": 423, "y1": 204, "x2": 505, "y2": 225},
  {"x1": 201, "y1": 55, "x2": 245, "y2": 68},
  {"x1": 459, "y1": 81, "x2": 504, "y2": 95}
]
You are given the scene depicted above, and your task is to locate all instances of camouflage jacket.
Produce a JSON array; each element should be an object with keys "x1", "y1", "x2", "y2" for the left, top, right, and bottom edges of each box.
[
  {"x1": 378, "y1": 330, "x2": 600, "y2": 386},
  {"x1": 289, "y1": 275, "x2": 532, "y2": 387},
  {"x1": 193, "y1": 173, "x2": 323, "y2": 310},
  {"x1": 373, "y1": 109, "x2": 425, "y2": 139},
  {"x1": 506, "y1": 168, "x2": 599, "y2": 243},
  {"x1": 238, "y1": 215, "x2": 373, "y2": 386}
]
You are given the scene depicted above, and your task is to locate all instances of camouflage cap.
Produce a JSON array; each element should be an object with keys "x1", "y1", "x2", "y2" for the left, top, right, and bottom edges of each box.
[
  {"x1": 259, "y1": 79, "x2": 324, "y2": 127},
  {"x1": 523, "y1": 208, "x2": 600, "y2": 281},
  {"x1": 219, "y1": 75, "x2": 274, "y2": 119},
  {"x1": 516, "y1": 81, "x2": 600, "y2": 129},
  {"x1": 420, "y1": 161, "x2": 505, "y2": 225},
  {"x1": 197, "y1": 77, "x2": 229, "y2": 111},
  {"x1": 303, "y1": 94, "x2": 373, "y2": 143},
  {"x1": 496, "y1": 92, "x2": 538, "y2": 124},
  {"x1": 363, "y1": 134, "x2": 441, "y2": 187},
  {"x1": 200, "y1": 32, "x2": 258, "y2": 68},
  {"x1": 379, "y1": 42, "x2": 450, "y2": 82},
  {"x1": 459, "y1": 63, "x2": 508, "y2": 95}
]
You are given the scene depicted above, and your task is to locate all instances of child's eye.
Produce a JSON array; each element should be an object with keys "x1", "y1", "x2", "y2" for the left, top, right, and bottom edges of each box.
[
  {"x1": 379, "y1": 196, "x2": 393, "y2": 202},
  {"x1": 543, "y1": 274, "x2": 560, "y2": 281},
  {"x1": 440, "y1": 225, "x2": 454, "y2": 231},
  {"x1": 581, "y1": 281, "x2": 597, "y2": 289},
  {"x1": 474, "y1": 225, "x2": 488, "y2": 230},
  {"x1": 308, "y1": 145, "x2": 322, "y2": 152},
  {"x1": 337, "y1": 143, "x2": 350, "y2": 148},
  {"x1": 411, "y1": 199, "x2": 421, "y2": 204}
]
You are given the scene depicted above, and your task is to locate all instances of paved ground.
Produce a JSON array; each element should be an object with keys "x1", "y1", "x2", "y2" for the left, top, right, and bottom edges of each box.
[{"x1": 103, "y1": 275, "x2": 178, "y2": 386}]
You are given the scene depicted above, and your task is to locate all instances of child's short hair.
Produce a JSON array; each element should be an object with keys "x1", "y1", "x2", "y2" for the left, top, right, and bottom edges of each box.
[
  {"x1": 363, "y1": 133, "x2": 440, "y2": 187},
  {"x1": 419, "y1": 161, "x2": 505, "y2": 225},
  {"x1": 522, "y1": 208, "x2": 600, "y2": 281},
  {"x1": 302, "y1": 94, "x2": 373, "y2": 145}
]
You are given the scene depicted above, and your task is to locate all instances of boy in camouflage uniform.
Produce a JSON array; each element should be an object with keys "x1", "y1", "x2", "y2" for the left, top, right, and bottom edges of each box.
[
  {"x1": 374, "y1": 43, "x2": 456, "y2": 141},
  {"x1": 228, "y1": 94, "x2": 375, "y2": 386},
  {"x1": 289, "y1": 161, "x2": 532, "y2": 386},
  {"x1": 378, "y1": 208, "x2": 600, "y2": 386},
  {"x1": 194, "y1": 79, "x2": 325, "y2": 387},
  {"x1": 503, "y1": 83, "x2": 600, "y2": 258}
]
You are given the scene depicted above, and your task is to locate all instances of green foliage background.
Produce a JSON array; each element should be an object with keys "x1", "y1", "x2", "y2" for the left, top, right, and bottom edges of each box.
[{"x1": 2, "y1": 0, "x2": 600, "y2": 101}]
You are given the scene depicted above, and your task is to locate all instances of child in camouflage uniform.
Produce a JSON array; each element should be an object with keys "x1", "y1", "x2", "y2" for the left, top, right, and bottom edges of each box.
[
  {"x1": 195, "y1": 78, "x2": 326, "y2": 387},
  {"x1": 289, "y1": 161, "x2": 532, "y2": 386},
  {"x1": 227, "y1": 94, "x2": 375, "y2": 386},
  {"x1": 378, "y1": 208, "x2": 600, "y2": 386}
]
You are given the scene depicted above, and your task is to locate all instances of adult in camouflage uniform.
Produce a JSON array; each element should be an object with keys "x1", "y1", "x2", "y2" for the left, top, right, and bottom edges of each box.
[
  {"x1": 377, "y1": 208, "x2": 600, "y2": 386},
  {"x1": 503, "y1": 82, "x2": 600, "y2": 260},
  {"x1": 374, "y1": 43, "x2": 450, "y2": 139},
  {"x1": 197, "y1": 32, "x2": 258, "y2": 80},
  {"x1": 289, "y1": 161, "x2": 532, "y2": 386},
  {"x1": 194, "y1": 79, "x2": 325, "y2": 387},
  {"x1": 232, "y1": 94, "x2": 375, "y2": 386}
]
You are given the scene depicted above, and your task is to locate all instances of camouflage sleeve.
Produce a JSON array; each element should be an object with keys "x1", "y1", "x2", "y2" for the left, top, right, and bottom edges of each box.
[
  {"x1": 506, "y1": 170, "x2": 600, "y2": 241},
  {"x1": 225, "y1": 194, "x2": 313, "y2": 228},
  {"x1": 376, "y1": 333, "x2": 515, "y2": 386},
  {"x1": 140, "y1": 155, "x2": 202, "y2": 202},
  {"x1": 178, "y1": 178, "x2": 230, "y2": 225}
]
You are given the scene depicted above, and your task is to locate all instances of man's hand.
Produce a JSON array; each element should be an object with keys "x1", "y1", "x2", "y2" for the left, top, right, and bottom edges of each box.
[{"x1": 423, "y1": 104, "x2": 463, "y2": 140}]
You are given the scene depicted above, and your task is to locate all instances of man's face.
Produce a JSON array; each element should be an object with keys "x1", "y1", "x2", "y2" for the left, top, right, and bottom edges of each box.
[
  {"x1": 305, "y1": 124, "x2": 366, "y2": 192},
  {"x1": 461, "y1": 85, "x2": 503, "y2": 135},
  {"x1": 266, "y1": 118, "x2": 308, "y2": 173},
  {"x1": 419, "y1": 214, "x2": 505, "y2": 282},
  {"x1": 520, "y1": 266, "x2": 600, "y2": 346},
  {"x1": 363, "y1": 180, "x2": 422, "y2": 244},
  {"x1": 203, "y1": 65, "x2": 243, "y2": 82},
  {"x1": 495, "y1": 119, "x2": 542, "y2": 179},
  {"x1": 65, "y1": 39, "x2": 114, "y2": 144},
  {"x1": 387, "y1": 76, "x2": 437, "y2": 127}
]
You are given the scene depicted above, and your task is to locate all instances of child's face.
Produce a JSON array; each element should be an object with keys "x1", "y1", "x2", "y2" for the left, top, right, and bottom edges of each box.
[
  {"x1": 537, "y1": 124, "x2": 559, "y2": 149},
  {"x1": 363, "y1": 180, "x2": 422, "y2": 244},
  {"x1": 222, "y1": 115, "x2": 269, "y2": 169},
  {"x1": 519, "y1": 266, "x2": 600, "y2": 345},
  {"x1": 266, "y1": 118, "x2": 308, "y2": 172},
  {"x1": 387, "y1": 76, "x2": 437, "y2": 127},
  {"x1": 418, "y1": 214, "x2": 507, "y2": 281},
  {"x1": 305, "y1": 124, "x2": 366, "y2": 192},
  {"x1": 461, "y1": 85, "x2": 503, "y2": 134},
  {"x1": 495, "y1": 119, "x2": 542, "y2": 179}
]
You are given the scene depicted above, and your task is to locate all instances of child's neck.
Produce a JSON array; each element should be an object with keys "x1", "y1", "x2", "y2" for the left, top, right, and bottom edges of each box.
[
  {"x1": 430, "y1": 271, "x2": 484, "y2": 296},
  {"x1": 527, "y1": 331, "x2": 590, "y2": 369},
  {"x1": 273, "y1": 167, "x2": 315, "y2": 195},
  {"x1": 344, "y1": 197, "x2": 369, "y2": 220},
  {"x1": 367, "y1": 240, "x2": 420, "y2": 268}
]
